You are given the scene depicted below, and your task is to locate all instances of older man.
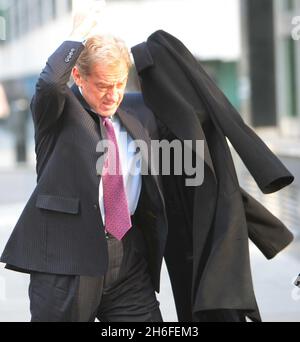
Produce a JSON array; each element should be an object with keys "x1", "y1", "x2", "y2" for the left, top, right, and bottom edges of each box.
[{"x1": 0, "y1": 10, "x2": 167, "y2": 322}]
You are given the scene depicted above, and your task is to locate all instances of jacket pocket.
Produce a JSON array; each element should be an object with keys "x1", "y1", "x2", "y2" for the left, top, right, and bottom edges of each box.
[{"x1": 36, "y1": 195, "x2": 80, "y2": 215}]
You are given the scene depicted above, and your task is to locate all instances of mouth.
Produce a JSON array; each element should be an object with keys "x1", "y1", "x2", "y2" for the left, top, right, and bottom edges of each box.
[{"x1": 103, "y1": 102, "x2": 116, "y2": 108}]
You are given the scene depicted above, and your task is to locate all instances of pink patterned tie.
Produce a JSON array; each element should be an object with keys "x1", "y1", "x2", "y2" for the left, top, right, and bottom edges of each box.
[{"x1": 101, "y1": 116, "x2": 132, "y2": 241}]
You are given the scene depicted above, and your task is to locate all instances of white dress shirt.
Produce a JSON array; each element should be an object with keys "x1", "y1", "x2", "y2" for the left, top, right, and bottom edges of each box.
[
  {"x1": 74, "y1": 45, "x2": 142, "y2": 228},
  {"x1": 99, "y1": 114, "x2": 142, "y2": 225},
  {"x1": 79, "y1": 85, "x2": 142, "y2": 229}
]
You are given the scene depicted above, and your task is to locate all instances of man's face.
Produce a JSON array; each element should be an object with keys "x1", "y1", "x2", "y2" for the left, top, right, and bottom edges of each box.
[{"x1": 73, "y1": 62, "x2": 128, "y2": 117}]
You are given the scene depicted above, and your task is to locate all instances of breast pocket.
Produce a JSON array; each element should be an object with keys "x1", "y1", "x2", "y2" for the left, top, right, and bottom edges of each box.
[{"x1": 36, "y1": 194, "x2": 80, "y2": 215}]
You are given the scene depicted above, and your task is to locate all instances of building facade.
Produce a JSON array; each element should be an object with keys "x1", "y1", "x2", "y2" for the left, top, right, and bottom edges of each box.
[
  {"x1": 0, "y1": 0, "x2": 241, "y2": 105},
  {"x1": 275, "y1": 0, "x2": 300, "y2": 138},
  {"x1": 241, "y1": 0, "x2": 300, "y2": 138},
  {"x1": 0, "y1": 0, "x2": 242, "y2": 163}
]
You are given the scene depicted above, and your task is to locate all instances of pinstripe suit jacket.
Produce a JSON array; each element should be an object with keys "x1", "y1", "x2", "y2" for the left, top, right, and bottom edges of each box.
[{"x1": 0, "y1": 41, "x2": 168, "y2": 292}]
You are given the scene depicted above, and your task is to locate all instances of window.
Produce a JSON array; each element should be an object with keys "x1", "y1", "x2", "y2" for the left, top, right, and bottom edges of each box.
[
  {"x1": 67, "y1": 0, "x2": 72, "y2": 13},
  {"x1": 284, "y1": 38, "x2": 297, "y2": 117},
  {"x1": 0, "y1": 0, "x2": 73, "y2": 42},
  {"x1": 0, "y1": 14, "x2": 5, "y2": 42},
  {"x1": 285, "y1": 0, "x2": 295, "y2": 11},
  {"x1": 51, "y1": 0, "x2": 57, "y2": 20}
]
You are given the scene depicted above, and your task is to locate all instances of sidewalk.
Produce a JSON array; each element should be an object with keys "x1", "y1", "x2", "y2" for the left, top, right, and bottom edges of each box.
[{"x1": 250, "y1": 242, "x2": 300, "y2": 322}]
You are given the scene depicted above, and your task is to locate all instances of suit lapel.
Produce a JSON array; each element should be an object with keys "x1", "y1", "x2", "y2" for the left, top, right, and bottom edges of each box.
[
  {"x1": 71, "y1": 84, "x2": 104, "y2": 139},
  {"x1": 117, "y1": 107, "x2": 154, "y2": 173},
  {"x1": 70, "y1": 84, "x2": 107, "y2": 180}
]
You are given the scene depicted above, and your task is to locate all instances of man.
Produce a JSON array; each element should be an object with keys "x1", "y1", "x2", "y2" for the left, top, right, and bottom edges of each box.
[{"x1": 0, "y1": 10, "x2": 167, "y2": 322}]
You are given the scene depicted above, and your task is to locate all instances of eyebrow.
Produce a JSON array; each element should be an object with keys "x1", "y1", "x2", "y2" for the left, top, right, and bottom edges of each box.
[
  {"x1": 96, "y1": 77, "x2": 128, "y2": 87},
  {"x1": 96, "y1": 82, "x2": 110, "y2": 87}
]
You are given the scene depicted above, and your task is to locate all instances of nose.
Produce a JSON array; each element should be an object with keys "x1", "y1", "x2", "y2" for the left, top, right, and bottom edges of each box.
[{"x1": 106, "y1": 85, "x2": 119, "y2": 102}]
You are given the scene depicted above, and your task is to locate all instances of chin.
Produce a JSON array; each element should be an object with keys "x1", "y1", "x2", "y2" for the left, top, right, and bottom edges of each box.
[
  {"x1": 100, "y1": 108, "x2": 118, "y2": 117},
  {"x1": 101, "y1": 113, "x2": 113, "y2": 118}
]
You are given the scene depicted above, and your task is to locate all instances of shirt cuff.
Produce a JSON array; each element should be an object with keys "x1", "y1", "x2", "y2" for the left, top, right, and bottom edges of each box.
[{"x1": 66, "y1": 38, "x2": 86, "y2": 45}]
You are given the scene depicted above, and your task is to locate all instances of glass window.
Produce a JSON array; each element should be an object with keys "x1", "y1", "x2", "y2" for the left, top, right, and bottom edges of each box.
[
  {"x1": 284, "y1": 0, "x2": 295, "y2": 11},
  {"x1": 37, "y1": 0, "x2": 43, "y2": 26},
  {"x1": 67, "y1": 0, "x2": 73, "y2": 13},
  {"x1": 51, "y1": 0, "x2": 57, "y2": 19},
  {"x1": 20, "y1": 0, "x2": 29, "y2": 36},
  {"x1": 284, "y1": 38, "x2": 297, "y2": 117},
  {"x1": 0, "y1": 5, "x2": 8, "y2": 43}
]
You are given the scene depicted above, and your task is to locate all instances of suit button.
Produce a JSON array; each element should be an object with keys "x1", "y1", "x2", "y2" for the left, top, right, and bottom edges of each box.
[{"x1": 94, "y1": 204, "x2": 99, "y2": 210}]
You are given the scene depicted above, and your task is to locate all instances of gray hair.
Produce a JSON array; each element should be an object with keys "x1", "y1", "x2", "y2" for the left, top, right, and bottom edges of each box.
[{"x1": 76, "y1": 35, "x2": 132, "y2": 76}]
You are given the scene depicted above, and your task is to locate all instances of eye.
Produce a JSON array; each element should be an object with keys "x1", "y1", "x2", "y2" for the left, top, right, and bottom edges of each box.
[{"x1": 97, "y1": 84, "x2": 108, "y2": 91}]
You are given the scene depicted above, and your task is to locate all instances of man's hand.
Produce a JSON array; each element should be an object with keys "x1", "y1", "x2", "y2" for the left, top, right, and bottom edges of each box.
[{"x1": 69, "y1": 0, "x2": 106, "y2": 41}]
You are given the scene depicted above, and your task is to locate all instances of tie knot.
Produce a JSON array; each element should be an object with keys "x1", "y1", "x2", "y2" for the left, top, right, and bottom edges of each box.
[
  {"x1": 102, "y1": 117, "x2": 109, "y2": 126},
  {"x1": 101, "y1": 116, "x2": 115, "y2": 127}
]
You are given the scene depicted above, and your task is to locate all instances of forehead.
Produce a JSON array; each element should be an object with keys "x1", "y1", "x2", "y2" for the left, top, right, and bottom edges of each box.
[{"x1": 90, "y1": 62, "x2": 128, "y2": 83}]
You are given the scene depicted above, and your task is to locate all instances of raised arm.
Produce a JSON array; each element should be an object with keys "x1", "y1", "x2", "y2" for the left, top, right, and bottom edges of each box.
[{"x1": 31, "y1": 5, "x2": 102, "y2": 139}]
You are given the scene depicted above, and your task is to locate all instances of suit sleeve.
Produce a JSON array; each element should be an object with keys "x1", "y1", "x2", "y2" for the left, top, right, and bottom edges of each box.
[{"x1": 31, "y1": 41, "x2": 85, "y2": 139}]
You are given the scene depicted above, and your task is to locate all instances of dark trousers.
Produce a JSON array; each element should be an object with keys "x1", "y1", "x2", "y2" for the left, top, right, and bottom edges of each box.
[{"x1": 28, "y1": 225, "x2": 163, "y2": 322}]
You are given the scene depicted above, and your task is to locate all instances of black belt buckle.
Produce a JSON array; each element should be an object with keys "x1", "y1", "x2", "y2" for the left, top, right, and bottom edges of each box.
[{"x1": 105, "y1": 231, "x2": 114, "y2": 240}]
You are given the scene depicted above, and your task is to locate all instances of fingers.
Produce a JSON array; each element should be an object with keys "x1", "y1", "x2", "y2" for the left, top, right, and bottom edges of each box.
[
  {"x1": 90, "y1": 0, "x2": 106, "y2": 14},
  {"x1": 90, "y1": 0, "x2": 106, "y2": 22},
  {"x1": 70, "y1": 0, "x2": 107, "y2": 40}
]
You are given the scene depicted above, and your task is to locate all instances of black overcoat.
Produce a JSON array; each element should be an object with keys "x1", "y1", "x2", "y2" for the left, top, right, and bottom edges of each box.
[{"x1": 131, "y1": 30, "x2": 294, "y2": 322}]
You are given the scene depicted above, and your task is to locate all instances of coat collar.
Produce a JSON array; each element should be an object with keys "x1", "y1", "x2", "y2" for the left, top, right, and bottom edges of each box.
[{"x1": 131, "y1": 39, "x2": 216, "y2": 181}]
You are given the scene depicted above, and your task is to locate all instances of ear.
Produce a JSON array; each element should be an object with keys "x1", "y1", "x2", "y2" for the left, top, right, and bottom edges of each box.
[{"x1": 72, "y1": 66, "x2": 82, "y2": 87}]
